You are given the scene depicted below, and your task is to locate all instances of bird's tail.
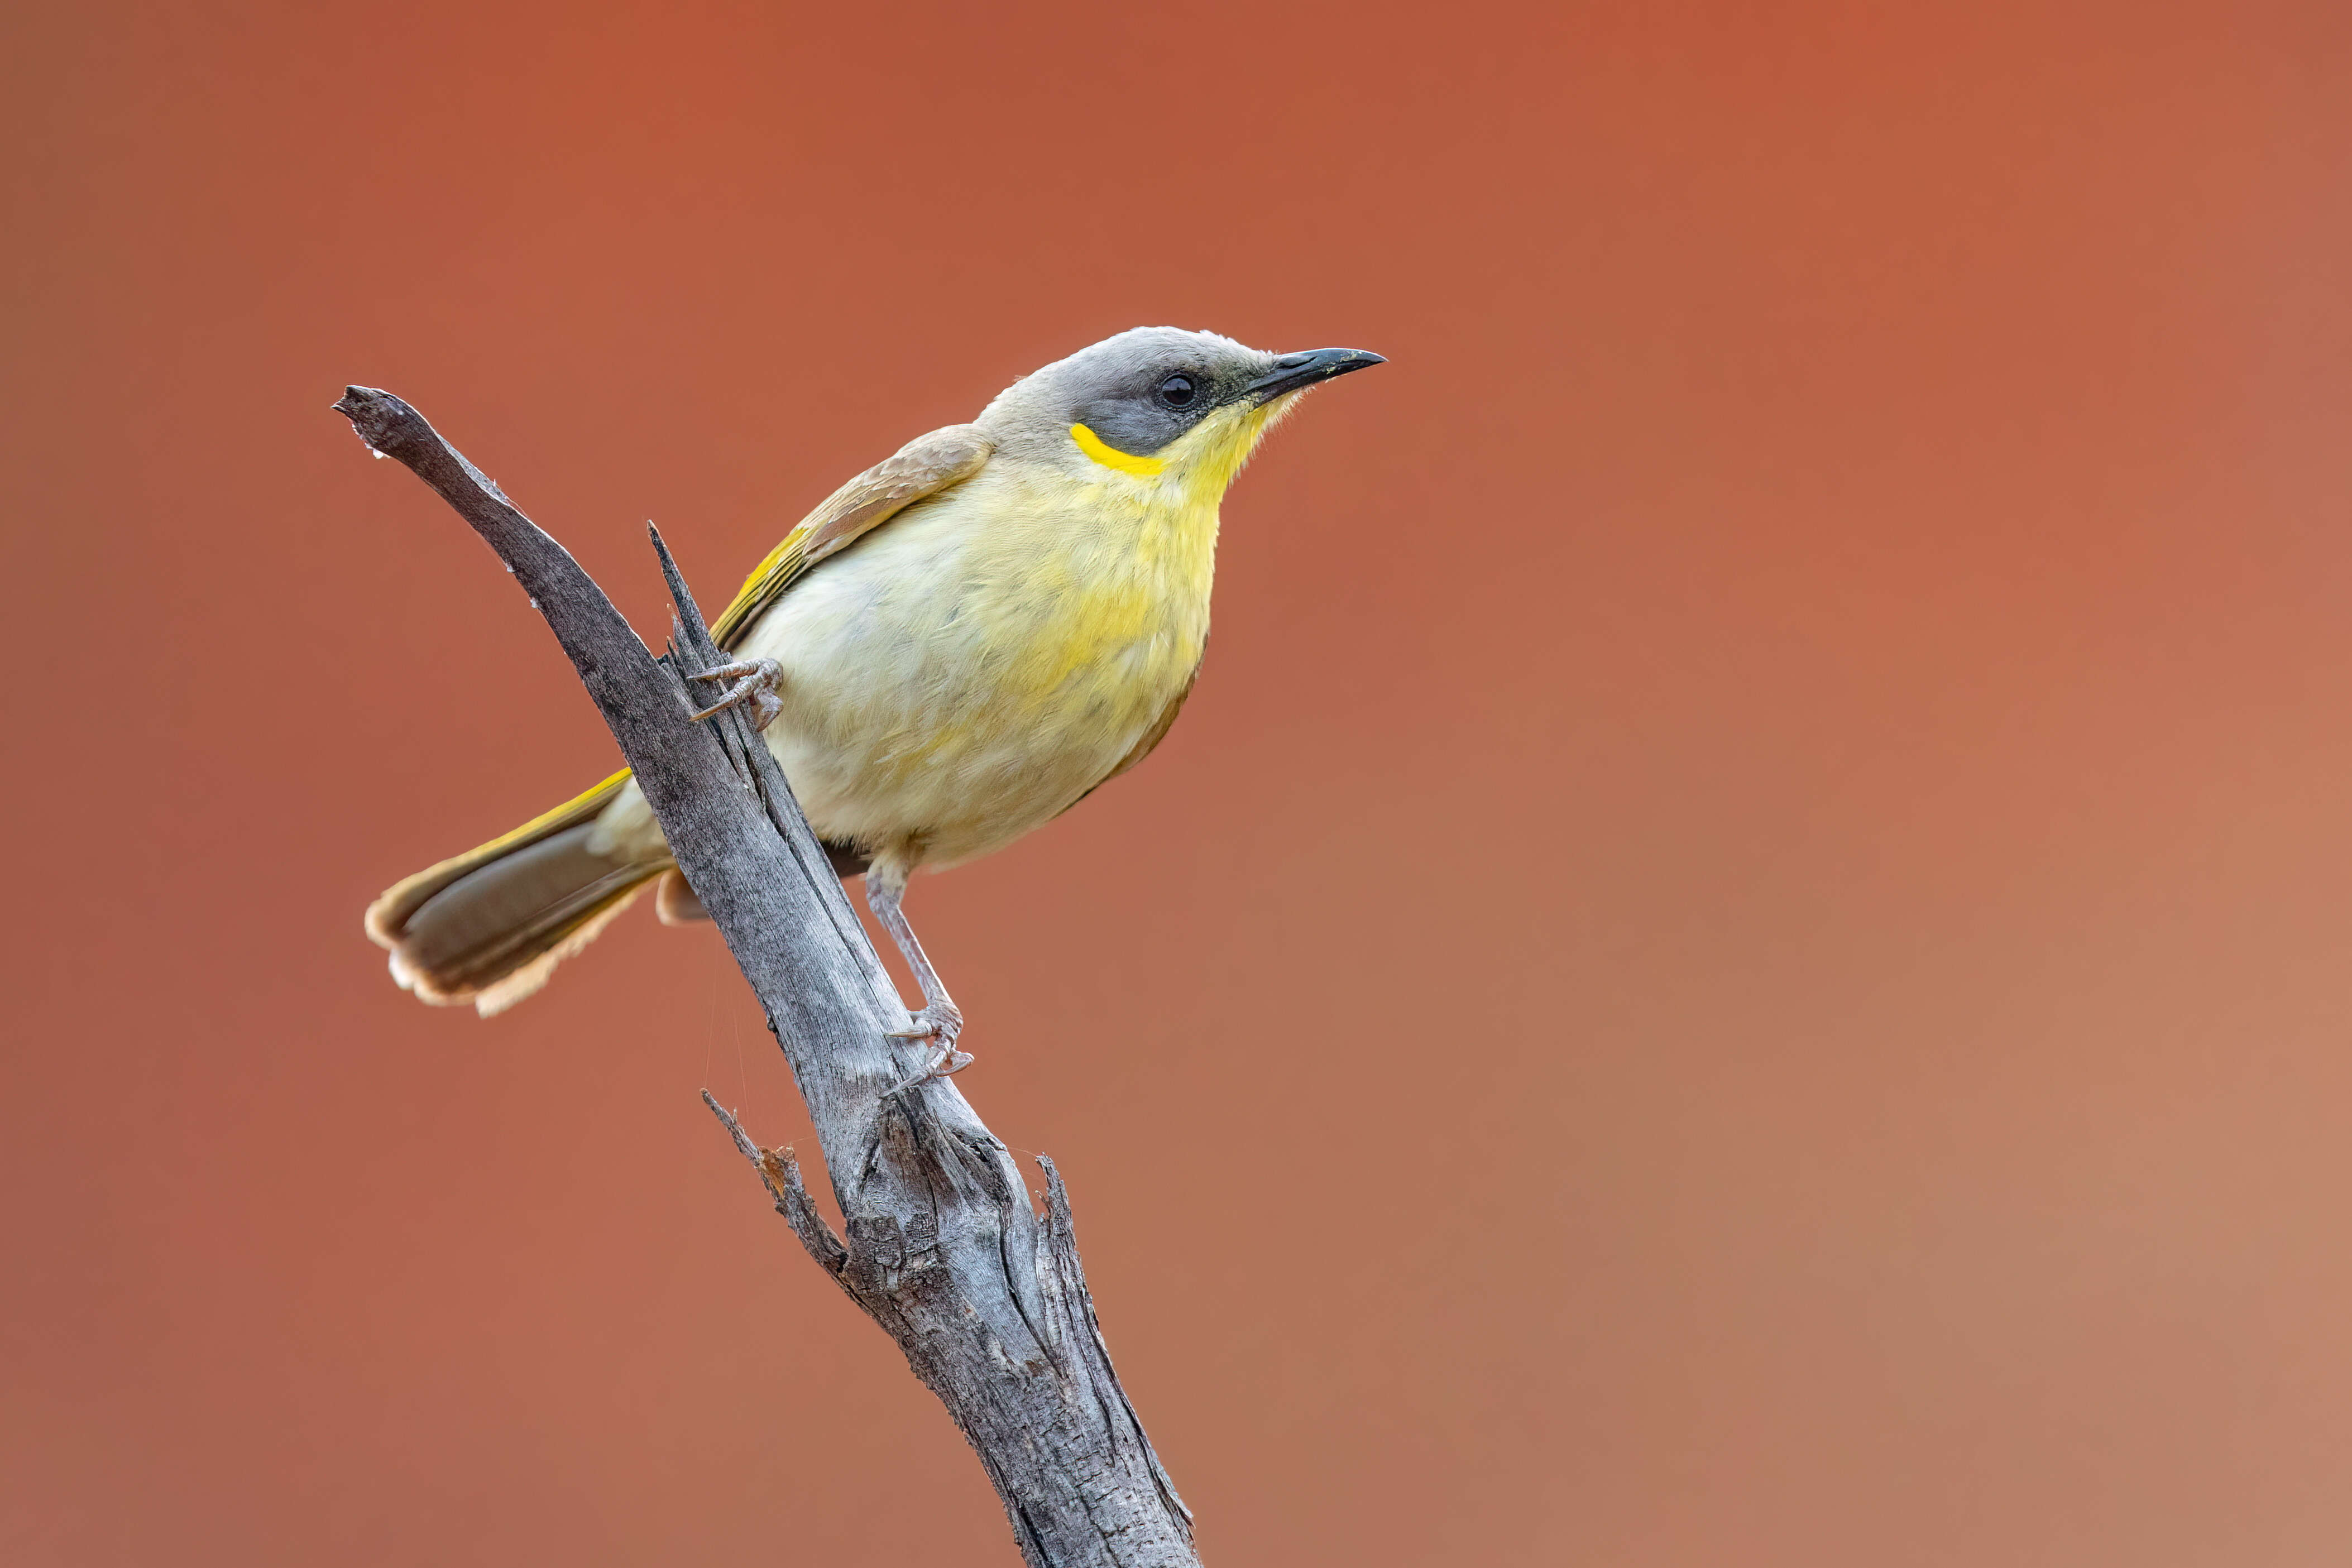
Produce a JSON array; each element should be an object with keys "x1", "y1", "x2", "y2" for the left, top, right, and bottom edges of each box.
[{"x1": 363, "y1": 769, "x2": 678, "y2": 1016}]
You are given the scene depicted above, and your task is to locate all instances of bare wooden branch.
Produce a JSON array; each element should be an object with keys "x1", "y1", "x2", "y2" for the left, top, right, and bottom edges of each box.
[{"x1": 336, "y1": 387, "x2": 1197, "y2": 1567}]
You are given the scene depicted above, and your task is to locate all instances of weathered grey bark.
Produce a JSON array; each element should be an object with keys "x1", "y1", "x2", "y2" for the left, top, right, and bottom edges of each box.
[{"x1": 334, "y1": 387, "x2": 1197, "y2": 1568}]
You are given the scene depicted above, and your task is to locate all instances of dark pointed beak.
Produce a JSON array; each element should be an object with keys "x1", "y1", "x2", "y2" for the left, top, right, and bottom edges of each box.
[{"x1": 1237, "y1": 347, "x2": 1386, "y2": 404}]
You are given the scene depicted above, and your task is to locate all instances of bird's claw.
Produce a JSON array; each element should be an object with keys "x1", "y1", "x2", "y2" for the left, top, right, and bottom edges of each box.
[
  {"x1": 686, "y1": 658, "x2": 783, "y2": 730},
  {"x1": 885, "y1": 1003, "x2": 971, "y2": 1091}
]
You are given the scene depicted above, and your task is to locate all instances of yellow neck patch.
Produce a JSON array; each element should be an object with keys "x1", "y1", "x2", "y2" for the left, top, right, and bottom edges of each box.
[{"x1": 1070, "y1": 422, "x2": 1167, "y2": 478}]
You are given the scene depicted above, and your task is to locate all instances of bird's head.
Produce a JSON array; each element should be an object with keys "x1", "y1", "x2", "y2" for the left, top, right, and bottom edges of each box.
[{"x1": 980, "y1": 327, "x2": 1384, "y2": 500}]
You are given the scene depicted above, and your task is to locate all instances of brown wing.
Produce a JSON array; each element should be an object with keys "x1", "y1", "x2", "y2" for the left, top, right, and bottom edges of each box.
[{"x1": 708, "y1": 423, "x2": 994, "y2": 650}]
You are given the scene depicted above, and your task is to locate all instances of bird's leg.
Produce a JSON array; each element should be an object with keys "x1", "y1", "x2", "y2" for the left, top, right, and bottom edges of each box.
[
  {"x1": 866, "y1": 864, "x2": 971, "y2": 1087},
  {"x1": 685, "y1": 657, "x2": 783, "y2": 730}
]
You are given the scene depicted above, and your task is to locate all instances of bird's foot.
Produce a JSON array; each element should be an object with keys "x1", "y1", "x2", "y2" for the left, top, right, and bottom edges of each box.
[
  {"x1": 686, "y1": 658, "x2": 783, "y2": 729},
  {"x1": 885, "y1": 1001, "x2": 973, "y2": 1090}
]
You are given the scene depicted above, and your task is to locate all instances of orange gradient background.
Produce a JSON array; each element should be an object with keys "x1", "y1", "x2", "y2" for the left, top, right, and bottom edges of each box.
[{"x1": 7, "y1": 2, "x2": 2352, "y2": 1562}]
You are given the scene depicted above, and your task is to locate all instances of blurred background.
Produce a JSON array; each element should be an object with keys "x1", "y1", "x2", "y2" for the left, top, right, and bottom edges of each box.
[{"x1": 6, "y1": 1, "x2": 2351, "y2": 1562}]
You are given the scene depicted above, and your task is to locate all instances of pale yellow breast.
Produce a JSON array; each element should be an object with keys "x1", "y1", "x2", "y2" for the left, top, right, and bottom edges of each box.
[
  {"x1": 976, "y1": 466, "x2": 1216, "y2": 713},
  {"x1": 731, "y1": 461, "x2": 1220, "y2": 867}
]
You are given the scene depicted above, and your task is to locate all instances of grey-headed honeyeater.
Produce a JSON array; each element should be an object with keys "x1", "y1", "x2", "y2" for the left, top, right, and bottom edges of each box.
[{"x1": 365, "y1": 328, "x2": 1385, "y2": 1078}]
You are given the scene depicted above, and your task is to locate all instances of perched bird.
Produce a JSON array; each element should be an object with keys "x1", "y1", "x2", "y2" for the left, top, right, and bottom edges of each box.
[{"x1": 365, "y1": 327, "x2": 1383, "y2": 1076}]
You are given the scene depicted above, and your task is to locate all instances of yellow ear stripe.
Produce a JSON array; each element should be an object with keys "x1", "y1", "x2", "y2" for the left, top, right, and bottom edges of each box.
[{"x1": 1070, "y1": 422, "x2": 1167, "y2": 477}]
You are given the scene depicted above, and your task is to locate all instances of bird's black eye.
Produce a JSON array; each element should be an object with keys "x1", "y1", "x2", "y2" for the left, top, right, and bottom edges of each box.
[{"x1": 1157, "y1": 373, "x2": 1196, "y2": 409}]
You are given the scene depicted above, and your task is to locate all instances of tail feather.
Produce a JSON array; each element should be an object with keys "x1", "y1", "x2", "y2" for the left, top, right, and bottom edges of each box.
[
  {"x1": 365, "y1": 769, "x2": 636, "y2": 948},
  {"x1": 367, "y1": 772, "x2": 670, "y2": 1015},
  {"x1": 459, "y1": 865, "x2": 659, "y2": 1016},
  {"x1": 367, "y1": 769, "x2": 873, "y2": 1015}
]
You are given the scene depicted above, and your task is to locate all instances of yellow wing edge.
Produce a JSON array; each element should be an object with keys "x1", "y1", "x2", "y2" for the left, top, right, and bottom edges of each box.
[{"x1": 709, "y1": 530, "x2": 811, "y2": 649}]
